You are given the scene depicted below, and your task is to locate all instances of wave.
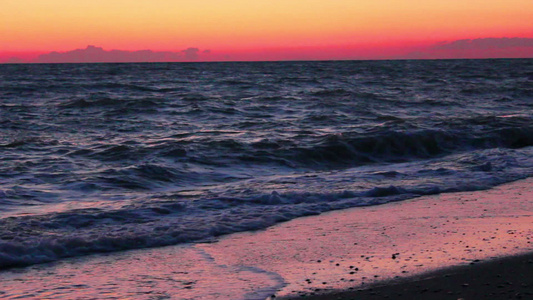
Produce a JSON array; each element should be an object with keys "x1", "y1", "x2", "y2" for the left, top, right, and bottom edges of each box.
[
  {"x1": 309, "y1": 88, "x2": 353, "y2": 97},
  {"x1": 63, "y1": 124, "x2": 533, "y2": 171},
  {"x1": 95, "y1": 164, "x2": 194, "y2": 190},
  {"x1": 0, "y1": 137, "x2": 59, "y2": 149},
  {"x1": 1, "y1": 145, "x2": 532, "y2": 269},
  {"x1": 202, "y1": 125, "x2": 533, "y2": 169},
  {"x1": 59, "y1": 97, "x2": 161, "y2": 109},
  {"x1": 299, "y1": 126, "x2": 533, "y2": 163}
]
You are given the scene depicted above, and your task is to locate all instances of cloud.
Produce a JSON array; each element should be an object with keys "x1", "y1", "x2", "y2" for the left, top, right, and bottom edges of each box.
[
  {"x1": 4, "y1": 57, "x2": 25, "y2": 64},
  {"x1": 432, "y1": 37, "x2": 533, "y2": 51},
  {"x1": 35, "y1": 45, "x2": 209, "y2": 63},
  {"x1": 181, "y1": 47, "x2": 200, "y2": 60},
  {"x1": 406, "y1": 37, "x2": 533, "y2": 60}
]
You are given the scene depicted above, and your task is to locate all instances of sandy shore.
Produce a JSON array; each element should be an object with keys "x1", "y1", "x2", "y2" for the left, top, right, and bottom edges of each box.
[{"x1": 1, "y1": 178, "x2": 532, "y2": 299}]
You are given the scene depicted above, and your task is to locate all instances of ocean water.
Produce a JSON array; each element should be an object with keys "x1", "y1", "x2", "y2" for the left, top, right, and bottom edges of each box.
[{"x1": 0, "y1": 59, "x2": 532, "y2": 269}]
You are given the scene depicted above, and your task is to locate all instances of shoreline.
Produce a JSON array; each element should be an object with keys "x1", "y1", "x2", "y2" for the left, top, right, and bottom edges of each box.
[
  {"x1": 1, "y1": 178, "x2": 532, "y2": 299},
  {"x1": 199, "y1": 177, "x2": 533, "y2": 298}
]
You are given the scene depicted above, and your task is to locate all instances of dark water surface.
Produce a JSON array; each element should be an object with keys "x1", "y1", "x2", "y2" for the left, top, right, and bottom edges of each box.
[{"x1": 0, "y1": 59, "x2": 532, "y2": 268}]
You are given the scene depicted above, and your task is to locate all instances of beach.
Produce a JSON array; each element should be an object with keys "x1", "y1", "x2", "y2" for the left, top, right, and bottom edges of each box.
[{"x1": 1, "y1": 177, "x2": 532, "y2": 299}]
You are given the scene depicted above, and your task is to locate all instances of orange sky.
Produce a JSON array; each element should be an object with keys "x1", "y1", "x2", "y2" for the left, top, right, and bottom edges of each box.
[{"x1": 1, "y1": 0, "x2": 532, "y2": 60}]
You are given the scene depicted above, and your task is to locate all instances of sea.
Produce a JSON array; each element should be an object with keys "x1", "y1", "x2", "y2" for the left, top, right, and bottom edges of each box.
[{"x1": 0, "y1": 59, "x2": 532, "y2": 270}]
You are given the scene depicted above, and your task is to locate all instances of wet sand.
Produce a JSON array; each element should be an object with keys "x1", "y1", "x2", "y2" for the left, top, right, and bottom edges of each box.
[
  {"x1": 1, "y1": 178, "x2": 532, "y2": 299},
  {"x1": 286, "y1": 252, "x2": 533, "y2": 299}
]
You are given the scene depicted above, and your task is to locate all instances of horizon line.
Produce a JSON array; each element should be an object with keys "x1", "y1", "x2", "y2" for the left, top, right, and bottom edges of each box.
[{"x1": 1, "y1": 56, "x2": 532, "y2": 65}]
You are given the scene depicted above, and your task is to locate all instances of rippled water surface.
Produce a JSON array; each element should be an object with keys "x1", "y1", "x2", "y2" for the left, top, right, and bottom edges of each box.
[{"x1": 0, "y1": 59, "x2": 532, "y2": 268}]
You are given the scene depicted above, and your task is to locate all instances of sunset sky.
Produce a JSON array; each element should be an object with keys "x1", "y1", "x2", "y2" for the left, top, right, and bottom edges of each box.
[{"x1": 1, "y1": 0, "x2": 532, "y2": 62}]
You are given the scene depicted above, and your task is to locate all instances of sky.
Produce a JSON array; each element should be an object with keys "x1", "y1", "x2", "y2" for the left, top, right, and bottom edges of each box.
[{"x1": 1, "y1": 0, "x2": 532, "y2": 62}]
